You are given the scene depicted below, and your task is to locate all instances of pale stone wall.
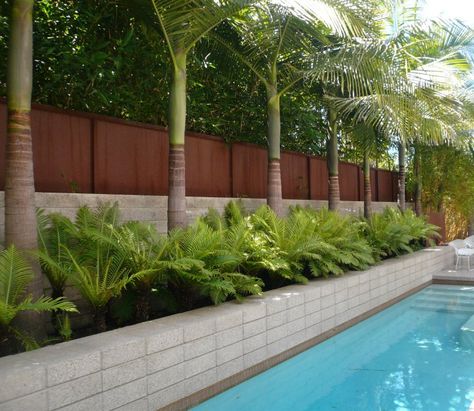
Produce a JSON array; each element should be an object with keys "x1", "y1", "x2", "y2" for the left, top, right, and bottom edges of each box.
[
  {"x1": 0, "y1": 191, "x2": 402, "y2": 243},
  {"x1": 0, "y1": 246, "x2": 454, "y2": 411}
]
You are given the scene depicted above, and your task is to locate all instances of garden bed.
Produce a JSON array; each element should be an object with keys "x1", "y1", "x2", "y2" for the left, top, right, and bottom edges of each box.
[{"x1": 0, "y1": 246, "x2": 453, "y2": 411}]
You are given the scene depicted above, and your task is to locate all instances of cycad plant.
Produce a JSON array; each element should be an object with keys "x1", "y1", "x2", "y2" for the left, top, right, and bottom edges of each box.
[
  {"x1": 0, "y1": 246, "x2": 77, "y2": 355},
  {"x1": 363, "y1": 207, "x2": 439, "y2": 259}
]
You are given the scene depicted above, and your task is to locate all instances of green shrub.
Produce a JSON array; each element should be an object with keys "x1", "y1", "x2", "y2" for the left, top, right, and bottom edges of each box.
[{"x1": 362, "y1": 208, "x2": 439, "y2": 259}]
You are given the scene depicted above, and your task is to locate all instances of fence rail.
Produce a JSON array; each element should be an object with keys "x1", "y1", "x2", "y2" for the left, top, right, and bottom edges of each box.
[{"x1": 0, "y1": 101, "x2": 399, "y2": 201}]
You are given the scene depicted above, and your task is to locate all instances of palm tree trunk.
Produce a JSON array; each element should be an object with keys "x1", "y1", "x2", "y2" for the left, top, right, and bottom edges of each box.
[
  {"x1": 266, "y1": 84, "x2": 283, "y2": 216},
  {"x1": 168, "y1": 52, "x2": 187, "y2": 230},
  {"x1": 94, "y1": 307, "x2": 107, "y2": 333},
  {"x1": 363, "y1": 148, "x2": 371, "y2": 218},
  {"x1": 414, "y1": 143, "x2": 422, "y2": 216},
  {"x1": 398, "y1": 141, "x2": 406, "y2": 211},
  {"x1": 327, "y1": 108, "x2": 340, "y2": 211},
  {"x1": 6, "y1": 0, "x2": 45, "y2": 341}
]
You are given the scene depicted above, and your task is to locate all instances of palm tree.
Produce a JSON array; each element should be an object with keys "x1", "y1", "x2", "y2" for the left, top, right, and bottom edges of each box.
[
  {"x1": 5, "y1": 0, "x2": 45, "y2": 340},
  {"x1": 214, "y1": 1, "x2": 371, "y2": 214},
  {"x1": 128, "y1": 0, "x2": 255, "y2": 230}
]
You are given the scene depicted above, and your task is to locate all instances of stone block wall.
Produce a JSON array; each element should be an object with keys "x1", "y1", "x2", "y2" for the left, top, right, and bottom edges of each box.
[
  {"x1": 0, "y1": 246, "x2": 454, "y2": 411},
  {"x1": 0, "y1": 192, "x2": 402, "y2": 243}
]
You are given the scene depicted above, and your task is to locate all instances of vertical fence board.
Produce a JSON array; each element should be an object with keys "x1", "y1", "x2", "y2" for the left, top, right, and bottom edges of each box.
[
  {"x1": 31, "y1": 108, "x2": 92, "y2": 193},
  {"x1": 232, "y1": 143, "x2": 267, "y2": 198},
  {"x1": 185, "y1": 135, "x2": 231, "y2": 197},
  {"x1": 309, "y1": 157, "x2": 328, "y2": 200},
  {"x1": 281, "y1": 152, "x2": 309, "y2": 199},
  {"x1": 339, "y1": 162, "x2": 360, "y2": 201},
  {"x1": 94, "y1": 120, "x2": 168, "y2": 195},
  {"x1": 376, "y1": 169, "x2": 394, "y2": 202}
]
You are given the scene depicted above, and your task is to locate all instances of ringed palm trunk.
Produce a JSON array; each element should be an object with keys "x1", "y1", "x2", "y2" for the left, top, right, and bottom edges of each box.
[
  {"x1": 363, "y1": 148, "x2": 371, "y2": 219},
  {"x1": 266, "y1": 84, "x2": 283, "y2": 216},
  {"x1": 167, "y1": 52, "x2": 187, "y2": 230},
  {"x1": 6, "y1": 0, "x2": 45, "y2": 340},
  {"x1": 327, "y1": 108, "x2": 340, "y2": 211},
  {"x1": 414, "y1": 144, "x2": 422, "y2": 217},
  {"x1": 398, "y1": 141, "x2": 406, "y2": 212}
]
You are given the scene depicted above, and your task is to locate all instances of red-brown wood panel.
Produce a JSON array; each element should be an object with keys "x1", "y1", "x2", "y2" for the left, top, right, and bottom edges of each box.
[
  {"x1": 94, "y1": 120, "x2": 168, "y2": 195},
  {"x1": 392, "y1": 171, "x2": 399, "y2": 202},
  {"x1": 281, "y1": 152, "x2": 309, "y2": 199},
  {"x1": 232, "y1": 143, "x2": 267, "y2": 198},
  {"x1": 427, "y1": 210, "x2": 446, "y2": 243},
  {"x1": 339, "y1": 162, "x2": 360, "y2": 201},
  {"x1": 32, "y1": 108, "x2": 92, "y2": 193},
  {"x1": 185, "y1": 135, "x2": 231, "y2": 197},
  {"x1": 377, "y1": 169, "x2": 394, "y2": 202},
  {"x1": 309, "y1": 157, "x2": 328, "y2": 200},
  {"x1": 370, "y1": 168, "x2": 378, "y2": 201},
  {"x1": 0, "y1": 102, "x2": 6, "y2": 190}
]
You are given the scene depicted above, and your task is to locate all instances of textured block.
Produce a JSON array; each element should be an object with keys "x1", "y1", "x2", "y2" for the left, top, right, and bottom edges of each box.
[
  {"x1": 100, "y1": 336, "x2": 146, "y2": 369},
  {"x1": 243, "y1": 318, "x2": 266, "y2": 339},
  {"x1": 112, "y1": 398, "x2": 147, "y2": 411},
  {"x1": 54, "y1": 394, "x2": 102, "y2": 411},
  {"x1": 147, "y1": 381, "x2": 185, "y2": 410},
  {"x1": 0, "y1": 390, "x2": 48, "y2": 411},
  {"x1": 184, "y1": 335, "x2": 216, "y2": 360},
  {"x1": 321, "y1": 295, "x2": 335, "y2": 309},
  {"x1": 267, "y1": 311, "x2": 287, "y2": 330},
  {"x1": 103, "y1": 377, "x2": 147, "y2": 411},
  {"x1": 267, "y1": 324, "x2": 287, "y2": 344},
  {"x1": 243, "y1": 347, "x2": 267, "y2": 368},
  {"x1": 48, "y1": 372, "x2": 102, "y2": 410},
  {"x1": 216, "y1": 326, "x2": 242, "y2": 349},
  {"x1": 243, "y1": 333, "x2": 266, "y2": 354},
  {"x1": 183, "y1": 368, "x2": 217, "y2": 396},
  {"x1": 287, "y1": 304, "x2": 305, "y2": 322},
  {"x1": 147, "y1": 346, "x2": 183, "y2": 374},
  {"x1": 217, "y1": 357, "x2": 244, "y2": 380},
  {"x1": 217, "y1": 342, "x2": 243, "y2": 365},
  {"x1": 305, "y1": 311, "x2": 322, "y2": 327},
  {"x1": 102, "y1": 358, "x2": 146, "y2": 391},
  {"x1": 185, "y1": 352, "x2": 216, "y2": 378},
  {"x1": 240, "y1": 301, "x2": 266, "y2": 323},
  {"x1": 0, "y1": 360, "x2": 46, "y2": 403},
  {"x1": 287, "y1": 318, "x2": 305, "y2": 335},
  {"x1": 304, "y1": 299, "x2": 321, "y2": 315},
  {"x1": 147, "y1": 363, "x2": 185, "y2": 394}
]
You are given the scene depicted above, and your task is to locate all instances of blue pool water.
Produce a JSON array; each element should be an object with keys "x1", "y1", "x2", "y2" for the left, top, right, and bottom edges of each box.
[{"x1": 193, "y1": 285, "x2": 474, "y2": 411}]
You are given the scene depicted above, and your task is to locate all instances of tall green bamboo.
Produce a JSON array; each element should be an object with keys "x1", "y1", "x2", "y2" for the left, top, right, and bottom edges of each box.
[{"x1": 5, "y1": 0, "x2": 45, "y2": 340}]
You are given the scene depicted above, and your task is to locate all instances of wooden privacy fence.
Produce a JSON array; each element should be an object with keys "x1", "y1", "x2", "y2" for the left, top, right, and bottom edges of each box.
[{"x1": 0, "y1": 101, "x2": 399, "y2": 201}]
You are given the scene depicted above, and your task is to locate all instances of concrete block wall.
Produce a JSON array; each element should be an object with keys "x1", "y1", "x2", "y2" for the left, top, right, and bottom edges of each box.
[
  {"x1": 0, "y1": 192, "x2": 401, "y2": 243},
  {"x1": 0, "y1": 246, "x2": 454, "y2": 411}
]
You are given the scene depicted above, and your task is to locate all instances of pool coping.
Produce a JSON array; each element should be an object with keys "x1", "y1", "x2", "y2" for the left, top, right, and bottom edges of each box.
[{"x1": 162, "y1": 280, "x2": 432, "y2": 411}]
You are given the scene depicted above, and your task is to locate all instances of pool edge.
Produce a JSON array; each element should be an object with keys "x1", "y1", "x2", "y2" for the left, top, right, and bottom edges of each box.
[{"x1": 162, "y1": 280, "x2": 433, "y2": 411}]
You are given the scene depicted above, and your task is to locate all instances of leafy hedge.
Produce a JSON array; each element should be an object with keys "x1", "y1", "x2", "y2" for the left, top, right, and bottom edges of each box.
[{"x1": 0, "y1": 201, "x2": 438, "y2": 354}]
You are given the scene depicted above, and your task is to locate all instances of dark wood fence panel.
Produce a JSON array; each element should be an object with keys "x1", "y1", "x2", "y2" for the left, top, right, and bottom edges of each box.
[
  {"x1": 31, "y1": 108, "x2": 92, "y2": 193},
  {"x1": 281, "y1": 152, "x2": 309, "y2": 199},
  {"x1": 370, "y1": 169, "x2": 378, "y2": 201},
  {"x1": 0, "y1": 104, "x2": 6, "y2": 190},
  {"x1": 94, "y1": 120, "x2": 168, "y2": 195},
  {"x1": 185, "y1": 135, "x2": 231, "y2": 197},
  {"x1": 339, "y1": 162, "x2": 360, "y2": 201},
  {"x1": 427, "y1": 209, "x2": 446, "y2": 243},
  {"x1": 0, "y1": 101, "x2": 401, "y2": 201},
  {"x1": 309, "y1": 157, "x2": 328, "y2": 200},
  {"x1": 232, "y1": 143, "x2": 267, "y2": 198},
  {"x1": 376, "y1": 169, "x2": 395, "y2": 202}
]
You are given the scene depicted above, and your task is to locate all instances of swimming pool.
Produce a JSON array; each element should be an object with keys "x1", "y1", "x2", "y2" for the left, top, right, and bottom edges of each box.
[{"x1": 193, "y1": 285, "x2": 474, "y2": 411}]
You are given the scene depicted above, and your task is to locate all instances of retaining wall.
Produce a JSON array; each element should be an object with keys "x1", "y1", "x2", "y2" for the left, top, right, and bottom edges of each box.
[
  {"x1": 0, "y1": 246, "x2": 454, "y2": 411},
  {"x1": 0, "y1": 191, "x2": 400, "y2": 242}
]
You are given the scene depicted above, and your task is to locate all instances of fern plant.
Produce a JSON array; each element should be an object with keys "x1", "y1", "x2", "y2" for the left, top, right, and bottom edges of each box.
[
  {"x1": 0, "y1": 246, "x2": 77, "y2": 354},
  {"x1": 363, "y1": 208, "x2": 439, "y2": 259}
]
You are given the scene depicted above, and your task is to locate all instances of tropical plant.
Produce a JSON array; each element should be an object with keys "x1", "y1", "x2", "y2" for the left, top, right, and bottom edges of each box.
[
  {"x1": 362, "y1": 208, "x2": 439, "y2": 259},
  {"x1": 214, "y1": 0, "x2": 374, "y2": 214},
  {"x1": 5, "y1": 0, "x2": 45, "y2": 340},
  {"x1": 126, "y1": 0, "x2": 256, "y2": 230},
  {"x1": 0, "y1": 246, "x2": 77, "y2": 354},
  {"x1": 166, "y1": 220, "x2": 263, "y2": 310}
]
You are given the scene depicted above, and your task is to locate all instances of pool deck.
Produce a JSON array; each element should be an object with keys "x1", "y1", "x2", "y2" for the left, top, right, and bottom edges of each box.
[{"x1": 433, "y1": 267, "x2": 474, "y2": 285}]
